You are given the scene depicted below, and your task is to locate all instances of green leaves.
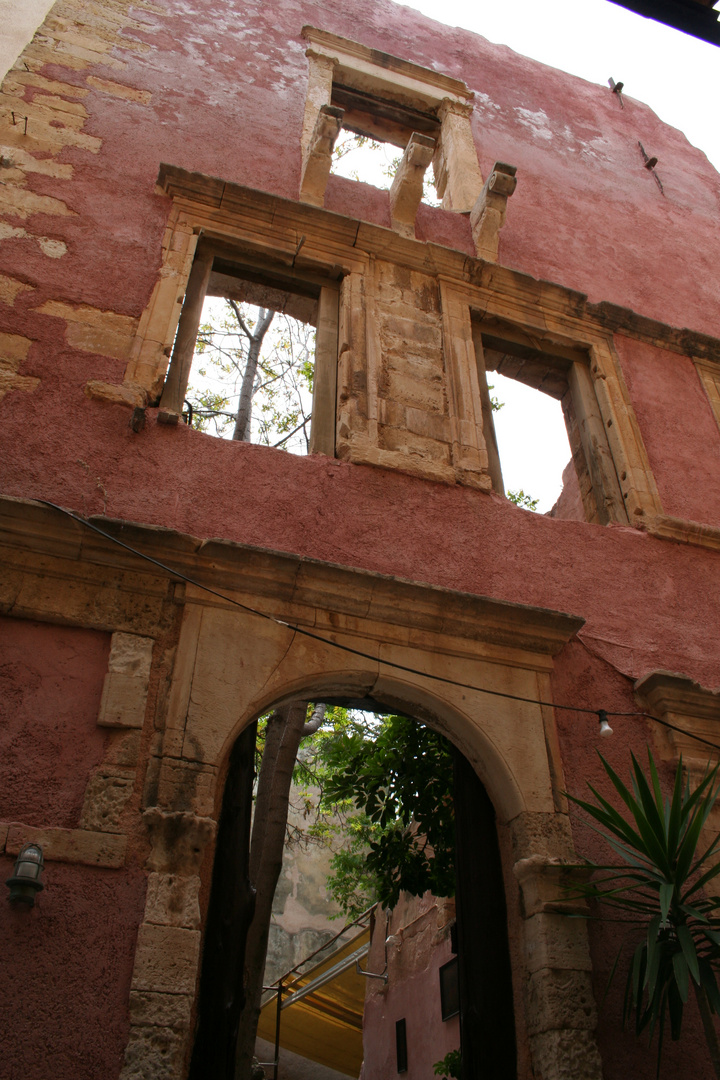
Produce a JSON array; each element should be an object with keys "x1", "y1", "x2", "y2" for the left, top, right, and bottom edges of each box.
[
  {"x1": 567, "y1": 749, "x2": 720, "y2": 1074},
  {"x1": 319, "y1": 713, "x2": 456, "y2": 912}
]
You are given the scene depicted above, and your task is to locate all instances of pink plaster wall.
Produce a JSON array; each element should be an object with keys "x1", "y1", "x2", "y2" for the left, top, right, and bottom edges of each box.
[
  {"x1": 362, "y1": 898, "x2": 460, "y2": 1078},
  {"x1": 0, "y1": 617, "x2": 111, "y2": 827},
  {"x1": 0, "y1": 860, "x2": 146, "y2": 1080},
  {"x1": 615, "y1": 335, "x2": 720, "y2": 524}
]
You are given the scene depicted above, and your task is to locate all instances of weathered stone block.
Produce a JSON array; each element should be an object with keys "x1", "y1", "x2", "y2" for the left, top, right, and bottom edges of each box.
[
  {"x1": 103, "y1": 729, "x2": 142, "y2": 768},
  {"x1": 109, "y1": 632, "x2": 155, "y2": 679},
  {"x1": 513, "y1": 855, "x2": 589, "y2": 917},
  {"x1": 526, "y1": 968, "x2": 597, "y2": 1035},
  {"x1": 379, "y1": 424, "x2": 451, "y2": 463},
  {"x1": 5, "y1": 823, "x2": 126, "y2": 867},
  {"x1": 143, "y1": 809, "x2": 216, "y2": 874},
  {"x1": 510, "y1": 811, "x2": 575, "y2": 862},
  {"x1": 405, "y1": 406, "x2": 452, "y2": 443},
  {"x1": 386, "y1": 370, "x2": 446, "y2": 412},
  {"x1": 80, "y1": 770, "x2": 135, "y2": 833},
  {"x1": 0, "y1": 330, "x2": 32, "y2": 366},
  {"x1": 129, "y1": 990, "x2": 194, "y2": 1030},
  {"x1": 144, "y1": 872, "x2": 201, "y2": 929},
  {"x1": 97, "y1": 633, "x2": 154, "y2": 728},
  {"x1": 529, "y1": 1028, "x2": 603, "y2": 1080},
  {"x1": 523, "y1": 912, "x2": 593, "y2": 974},
  {"x1": 155, "y1": 758, "x2": 218, "y2": 816},
  {"x1": 99, "y1": 671, "x2": 149, "y2": 728},
  {"x1": 131, "y1": 924, "x2": 201, "y2": 995},
  {"x1": 119, "y1": 1024, "x2": 187, "y2": 1080}
]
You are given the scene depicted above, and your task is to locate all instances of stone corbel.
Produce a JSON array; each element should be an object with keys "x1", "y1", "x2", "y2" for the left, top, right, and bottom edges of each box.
[
  {"x1": 434, "y1": 98, "x2": 484, "y2": 212},
  {"x1": 389, "y1": 132, "x2": 436, "y2": 238},
  {"x1": 470, "y1": 161, "x2": 517, "y2": 262},
  {"x1": 634, "y1": 670, "x2": 720, "y2": 770},
  {"x1": 299, "y1": 103, "x2": 345, "y2": 207}
]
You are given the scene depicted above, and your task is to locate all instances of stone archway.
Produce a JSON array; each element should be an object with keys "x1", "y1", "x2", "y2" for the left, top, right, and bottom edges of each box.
[{"x1": 119, "y1": 546, "x2": 603, "y2": 1080}]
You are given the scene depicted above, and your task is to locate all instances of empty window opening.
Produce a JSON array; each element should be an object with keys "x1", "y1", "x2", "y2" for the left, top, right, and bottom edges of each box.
[
  {"x1": 187, "y1": 297, "x2": 315, "y2": 454},
  {"x1": 329, "y1": 79, "x2": 442, "y2": 205},
  {"x1": 160, "y1": 244, "x2": 340, "y2": 457},
  {"x1": 472, "y1": 317, "x2": 625, "y2": 523},
  {"x1": 490, "y1": 372, "x2": 571, "y2": 513},
  {"x1": 331, "y1": 130, "x2": 441, "y2": 206}
]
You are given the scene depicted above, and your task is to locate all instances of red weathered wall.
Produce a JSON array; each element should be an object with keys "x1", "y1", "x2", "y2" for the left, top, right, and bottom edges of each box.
[
  {"x1": 2, "y1": 0, "x2": 719, "y2": 330},
  {"x1": 615, "y1": 335, "x2": 720, "y2": 524},
  {"x1": 0, "y1": 616, "x2": 110, "y2": 826},
  {"x1": 0, "y1": 617, "x2": 145, "y2": 1080},
  {"x1": 362, "y1": 898, "x2": 460, "y2": 1079},
  {"x1": 0, "y1": 860, "x2": 146, "y2": 1080}
]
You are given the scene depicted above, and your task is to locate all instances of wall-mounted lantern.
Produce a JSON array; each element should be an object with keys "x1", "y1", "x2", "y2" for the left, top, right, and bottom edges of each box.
[{"x1": 6, "y1": 844, "x2": 45, "y2": 906}]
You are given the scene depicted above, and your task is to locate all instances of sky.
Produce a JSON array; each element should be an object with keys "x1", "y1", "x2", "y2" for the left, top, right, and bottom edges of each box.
[{"x1": 391, "y1": 0, "x2": 720, "y2": 510}]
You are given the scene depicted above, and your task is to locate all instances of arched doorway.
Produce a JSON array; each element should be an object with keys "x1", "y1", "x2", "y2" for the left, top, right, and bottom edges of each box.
[
  {"x1": 119, "y1": 548, "x2": 602, "y2": 1080},
  {"x1": 189, "y1": 696, "x2": 517, "y2": 1080}
]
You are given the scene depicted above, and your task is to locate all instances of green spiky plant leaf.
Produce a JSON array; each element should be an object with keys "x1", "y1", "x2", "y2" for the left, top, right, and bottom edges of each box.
[{"x1": 566, "y1": 749, "x2": 720, "y2": 1078}]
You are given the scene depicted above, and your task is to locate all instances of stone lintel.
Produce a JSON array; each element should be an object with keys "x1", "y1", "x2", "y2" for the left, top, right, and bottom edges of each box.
[
  {"x1": 635, "y1": 669, "x2": 720, "y2": 763},
  {"x1": 4, "y1": 822, "x2": 126, "y2": 867},
  {"x1": 0, "y1": 496, "x2": 585, "y2": 662},
  {"x1": 645, "y1": 514, "x2": 720, "y2": 552},
  {"x1": 301, "y1": 25, "x2": 473, "y2": 105},
  {"x1": 635, "y1": 669, "x2": 720, "y2": 722}
]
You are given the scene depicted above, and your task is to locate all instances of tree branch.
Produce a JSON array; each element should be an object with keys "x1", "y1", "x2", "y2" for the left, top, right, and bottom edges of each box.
[{"x1": 303, "y1": 702, "x2": 326, "y2": 737}]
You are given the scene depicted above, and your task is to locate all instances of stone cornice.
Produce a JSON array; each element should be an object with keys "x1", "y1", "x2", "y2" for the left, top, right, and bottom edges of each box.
[
  {"x1": 157, "y1": 166, "x2": 720, "y2": 365},
  {"x1": 0, "y1": 495, "x2": 584, "y2": 663}
]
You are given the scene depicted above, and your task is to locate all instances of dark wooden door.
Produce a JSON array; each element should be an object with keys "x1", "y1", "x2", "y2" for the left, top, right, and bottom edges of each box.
[{"x1": 453, "y1": 748, "x2": 517, "y2": 1079}]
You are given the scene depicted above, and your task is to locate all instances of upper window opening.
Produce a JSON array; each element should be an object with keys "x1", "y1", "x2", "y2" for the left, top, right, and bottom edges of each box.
[
  {"x1": 159, "y1": 243, "x2": 340, "y2": 458},
  {"x1": 331, "y1": 130, "x2": 442, "y2": 206},
  {"x1": 331, "y1": 83, "x2": 440, "y2": 147},
  {"x1": 301, "y1": 27, "x2": 483, "y2": 216},
  {"x1": 472, "y1": 317, "x2": 626, "y2": 524}
]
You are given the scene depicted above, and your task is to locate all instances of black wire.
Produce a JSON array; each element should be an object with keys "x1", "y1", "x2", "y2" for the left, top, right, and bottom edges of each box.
[{"x1": 37, "y1": 500, "x2": 720, "y2": 754}]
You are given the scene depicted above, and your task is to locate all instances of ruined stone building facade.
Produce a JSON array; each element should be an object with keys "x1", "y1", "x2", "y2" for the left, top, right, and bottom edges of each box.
[{"x1": 1, "y1": 1, "x2": 720, "y2": 1078}]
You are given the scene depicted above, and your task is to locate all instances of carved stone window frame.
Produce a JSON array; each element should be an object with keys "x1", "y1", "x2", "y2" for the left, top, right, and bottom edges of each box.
[
  {"x1": 122, "y1": 166, "x2": 662, "y2": 523},
  {"x1": 300, "y1": 26, "x2": 484, "y2": 214},
  {"x1": 471, "y1": 315, "x2": 635, "y2": 524}
]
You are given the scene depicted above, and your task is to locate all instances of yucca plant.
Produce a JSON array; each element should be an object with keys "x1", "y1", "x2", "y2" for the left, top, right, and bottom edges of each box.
[{"x1": 567, "y1": 749, "x2": 720, "y2": 1077}]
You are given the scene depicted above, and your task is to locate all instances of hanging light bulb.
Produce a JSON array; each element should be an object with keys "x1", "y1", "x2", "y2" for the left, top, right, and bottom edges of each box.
[{"x1": 598, "y1": 710, "x2": 614, "y2": 738}]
